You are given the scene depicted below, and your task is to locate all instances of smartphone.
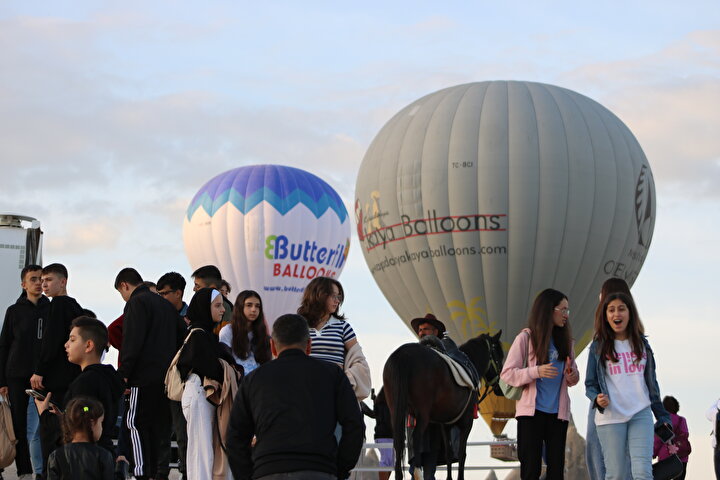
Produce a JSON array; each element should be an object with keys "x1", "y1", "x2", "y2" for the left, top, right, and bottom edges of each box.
[
  {"x1": 25, "y1": 389, "x2": 62, "y2": 411},
  {"x1": 655, "y1": 423, "x2": 675, "y2": 443},
  {"x1": 25, "y1": 388, "x2": 47, "y2": 401}
]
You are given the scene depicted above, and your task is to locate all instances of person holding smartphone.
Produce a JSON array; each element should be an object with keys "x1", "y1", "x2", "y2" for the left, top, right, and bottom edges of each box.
[{"x1": 585, "y1": 292, "x2": 671, "y2": 480}]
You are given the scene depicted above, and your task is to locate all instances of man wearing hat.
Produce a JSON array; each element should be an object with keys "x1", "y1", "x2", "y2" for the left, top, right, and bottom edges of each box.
[
  {"x1": 410, "y1": 314, "x2": 478, "y2": 385},
  {"x1": 410, "y1": 313, "x2": 446, "y2": 339}
]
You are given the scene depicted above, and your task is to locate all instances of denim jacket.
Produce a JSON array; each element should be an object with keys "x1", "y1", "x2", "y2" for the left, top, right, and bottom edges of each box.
[{"x1": 584, "y1": 336, "x2": 670, "y2": 426}]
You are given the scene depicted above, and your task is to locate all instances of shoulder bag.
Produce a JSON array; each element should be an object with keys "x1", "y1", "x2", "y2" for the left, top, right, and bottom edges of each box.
[
  {"x1": 498, "y1": 331, "x2": 529, "y2": 401},
  {"x1": 165, "y1": 328, "x2": 204, "y2": 401}
]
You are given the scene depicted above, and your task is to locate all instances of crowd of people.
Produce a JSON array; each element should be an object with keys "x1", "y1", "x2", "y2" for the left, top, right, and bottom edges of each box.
[
  {"x1": 0, "y1": 264, "x2": 369, "y2": 480},
  {"x1": 1, "y1": 262, "x2": 718, "y2": 480}
]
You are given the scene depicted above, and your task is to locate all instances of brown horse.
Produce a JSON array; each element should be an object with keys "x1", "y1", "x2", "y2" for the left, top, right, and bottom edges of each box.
[{"x1": 382, "y1": 332, "x2": 504, "y2": 480}]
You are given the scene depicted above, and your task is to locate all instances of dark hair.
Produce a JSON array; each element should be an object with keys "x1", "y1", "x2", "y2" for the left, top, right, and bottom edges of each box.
[
  {"x1": 42, "y1": 263, "x2": 68, "y2": 279},
  {"x1": 272, "y1": 314, "x2": 310, "y2": 347},
  {"x1": 527, "y1": 288, "x2": 572, "y2": 364},
  {"x1": 662, "y1": 396, "x2": 679, "y2": 414},
  {"x1": 594, "y1": 277, "x2": 632, "y2": 322},
  {"x1": 230, "y1": 290, "x2": 271, "y2": 365},
  {"x1": 594, "y1": 292, "x2": 645, "y2": 363},
  {"x1": 297, "y1": 277, "x2": 345, "y2": 328},
  {"x1": 192, "y1": 265, "x2": 222, "y2": 287},
  {"x1": 142, "y1": 281, "x2": 157, "y2": 290},
  {"x1": 62, "y1": 396, "x2": 104, "y2": 444},
  {"x1": 71, "y1": 316, "x2": 109, "y2": 354},
  {"x1": 157, "y1": 272, "x2": 186, "y2": 292},
  {"x1": 114, "y1": 268, "x2": 143, "y2": 289},
  {"x1": 80, "y1": 309, "x2": 97, "y2": 319},
  {"x1": 220, "y1": 280, "x2": 231, "y2": 294},
  {"x1": 21, "y1": 264, "x2": 42, "y2": 281}
]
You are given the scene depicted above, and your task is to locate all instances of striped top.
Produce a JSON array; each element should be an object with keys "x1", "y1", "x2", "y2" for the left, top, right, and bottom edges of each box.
[{"x1": 309, "y1": 318, "x2": 356, "y2": 367}]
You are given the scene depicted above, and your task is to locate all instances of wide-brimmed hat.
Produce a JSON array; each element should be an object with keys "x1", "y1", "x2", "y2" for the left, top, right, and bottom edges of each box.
[{"x1": 410, "y1": 313, "x2": 446, "y2": 335}]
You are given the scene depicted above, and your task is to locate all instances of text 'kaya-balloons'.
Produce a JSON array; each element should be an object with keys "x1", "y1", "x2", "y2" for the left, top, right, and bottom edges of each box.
[
  {"x1": 184, "y1": 165, "x2": 351, "y2": 326},
  {"x1": 355, "y1": 81, "x2": 655, "y2": 434}
]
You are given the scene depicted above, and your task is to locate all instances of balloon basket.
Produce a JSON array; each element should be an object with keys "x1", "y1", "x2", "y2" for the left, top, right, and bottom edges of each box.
[{"x1": 489, "y1": 434, "x2": 518, "y2": 462}]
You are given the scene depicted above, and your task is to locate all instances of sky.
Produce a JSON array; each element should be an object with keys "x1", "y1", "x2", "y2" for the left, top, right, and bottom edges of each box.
[{"x1": 1, "y1": 1, "x2": 719, "y2": 478}]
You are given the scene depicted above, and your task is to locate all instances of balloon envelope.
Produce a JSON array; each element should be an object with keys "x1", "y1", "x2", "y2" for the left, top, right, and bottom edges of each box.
[
  {"x1": 355, "y1": 81, "x2": 656, "y2": 434},
  {"x1": 184, "y1": 165, "x2": 351, "y2": 326}
]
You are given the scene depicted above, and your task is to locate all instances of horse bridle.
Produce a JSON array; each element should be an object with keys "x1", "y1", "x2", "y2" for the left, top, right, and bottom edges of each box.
[{"x1": 477, "y1": 335, "x2": 503, "y2": 404}]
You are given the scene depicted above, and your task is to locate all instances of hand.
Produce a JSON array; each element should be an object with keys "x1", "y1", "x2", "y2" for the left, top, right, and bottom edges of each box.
[
  {"x1": 537, "y1": 363, "x2": 558, "y2": 378},
  {"x1": 34, "y1": 392, "x2": 53, "y2": 415},
  {"x1": 596, "y1": 393, "x2": 610, "y2": 408},
  {"x1": 0, "y1": 386, "x2": 7, "y2": 397},
  {"x1": 30, "y1": 374, "x2": 44, "y2": 390},
  {"x1": 564, "y1": 358, "x2": 579, "y2": 382}
]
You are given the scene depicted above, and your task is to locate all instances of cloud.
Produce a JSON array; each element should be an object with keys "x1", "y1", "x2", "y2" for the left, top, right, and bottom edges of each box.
[
  {"x1": 559, "y1": 30, "x2": 720, "y2": 198},
  {"x1": 44, "y1": 217, "x2": 124, "y2": 254}
]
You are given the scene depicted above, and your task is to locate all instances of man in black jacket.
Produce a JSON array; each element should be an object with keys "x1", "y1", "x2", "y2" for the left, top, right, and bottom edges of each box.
[
  {"x1": 226, "y1": 313, "x2": 364, "y2": 480},
  {"x1": 30, "y1": 263, "x2": 83, "y2": 404},
  {"x1": 115, "y1": 267, "x2": 183, "y2": 480},
  {"x1": 0, "y1": 264, "x2": 48, "y2": 477}
]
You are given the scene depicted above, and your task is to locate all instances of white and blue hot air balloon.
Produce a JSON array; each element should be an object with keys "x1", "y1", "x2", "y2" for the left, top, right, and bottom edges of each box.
[{"x1": 183, "y1": 165, "x2": 351, "y2": 326}]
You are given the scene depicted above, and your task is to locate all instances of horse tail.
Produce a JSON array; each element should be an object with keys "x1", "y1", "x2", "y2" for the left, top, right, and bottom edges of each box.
[{"x1": 387, "y1": 354, "x2": 409, "y2": 480}]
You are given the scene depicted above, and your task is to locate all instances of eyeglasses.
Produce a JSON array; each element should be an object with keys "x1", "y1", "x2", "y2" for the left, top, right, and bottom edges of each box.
[
  {"x1": 330, "y1": 295, "x2": 343, "y2": 301},
  {"x1": 554, "y1": 307, "x2": 570, "y2": 315},
  {"x1": 158, "y1": 290, "x2": 176, "y2": 296}
]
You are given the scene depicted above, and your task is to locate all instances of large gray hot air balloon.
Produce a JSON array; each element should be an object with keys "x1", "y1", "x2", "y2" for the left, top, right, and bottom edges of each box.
[{"x1": 355, "y1": 81, "x2": 655, "y2": 434}]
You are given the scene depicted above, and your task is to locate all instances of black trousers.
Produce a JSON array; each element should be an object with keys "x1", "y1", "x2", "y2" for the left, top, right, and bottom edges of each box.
[
  {"x1": 125, "y1": 384, "x2": 170, "y2": 480},
  {"x1": 7, "y1": 378, "x2": 33, "y2": 475},
  {"x1": 517, "y1": 411, "x2": 568, "y2": 480}
]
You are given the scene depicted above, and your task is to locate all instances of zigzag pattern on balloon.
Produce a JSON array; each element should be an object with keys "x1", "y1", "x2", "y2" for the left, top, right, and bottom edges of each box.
[{"x1": 186, "y1": 186, "x2": 348, "y2": 222}]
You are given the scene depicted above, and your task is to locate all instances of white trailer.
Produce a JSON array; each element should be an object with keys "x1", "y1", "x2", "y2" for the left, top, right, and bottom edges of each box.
[{"x1": 0, "y1": 214, "x2": 43, "y2": 328}]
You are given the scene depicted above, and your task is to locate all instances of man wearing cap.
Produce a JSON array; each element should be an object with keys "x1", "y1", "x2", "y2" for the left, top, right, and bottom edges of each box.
[{"x1": 410, "y1": 314, "x2": 478, "y2": 384}]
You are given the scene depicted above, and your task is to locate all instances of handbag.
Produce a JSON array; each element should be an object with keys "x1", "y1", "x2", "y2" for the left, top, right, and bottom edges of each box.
[
  {"x1": 0, "y1": 394, "x2": 17, "y2": 468},
  {"x1": 652, "y1": 453, "x2": 683, "y2": 480},
  {"x1": 498, "y1": 331, "x2": 529, "y2": 400},
  {"x1": 164, "y1": 328, "x2": 203, "y2": 401}
]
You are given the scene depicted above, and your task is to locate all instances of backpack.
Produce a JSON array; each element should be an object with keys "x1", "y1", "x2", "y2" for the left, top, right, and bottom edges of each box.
[
  {"x1": 0, "y1": 394, "x2": 17, "y2": 468},
  {"x1": 164, "y1": 328, "x2": 203, "y2": 401}
]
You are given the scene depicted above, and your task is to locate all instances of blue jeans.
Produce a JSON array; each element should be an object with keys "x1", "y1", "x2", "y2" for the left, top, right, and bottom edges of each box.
[
  {"x1": 597, "y1": 407, "x2": 653, "y2": 480},
  {"x1": 586, "y1": 404, "x2": 632, "y2": 480},
  {"x1": 27, "y1": 396, "x2": 43, "y2": 474}
]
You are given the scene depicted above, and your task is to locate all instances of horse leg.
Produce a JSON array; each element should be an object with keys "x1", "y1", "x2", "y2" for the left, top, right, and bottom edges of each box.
[
  {"x1": 441, "y1": 425, "x2": 453, "y2": 480},
  {"x1": 454, "y1": 409, "x2": 474, "y2": 480},
  {"x1": 411, "y1": 415, "x2": 428, "y2": 480}
]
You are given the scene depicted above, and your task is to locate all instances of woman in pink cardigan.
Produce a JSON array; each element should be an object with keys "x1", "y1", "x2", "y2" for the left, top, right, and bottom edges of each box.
[{"x1": 500, "y1": 288, "x2": 580, "y2": 480}]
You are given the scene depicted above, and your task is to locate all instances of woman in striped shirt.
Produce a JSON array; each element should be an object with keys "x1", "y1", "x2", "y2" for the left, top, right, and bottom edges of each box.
[{"x1": 298, "y1": 277, "x2": 357, "y2": 367}]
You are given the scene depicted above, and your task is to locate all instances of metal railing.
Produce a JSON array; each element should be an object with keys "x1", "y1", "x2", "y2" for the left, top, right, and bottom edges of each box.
[{"x1": 352, "y1": 440, "x2": 520, "y2": 473}]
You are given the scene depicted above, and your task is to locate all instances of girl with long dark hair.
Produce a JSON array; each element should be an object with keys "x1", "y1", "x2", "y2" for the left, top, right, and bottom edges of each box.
[
  {"x1": 219, "y1": 290, "x2": 271, "y2": 374},
  {"x1": 500, "y1": 288, "x2": 579, "y2": 480},
  {"x1": 585, "y1": 292, "x2": 671, "y2": 480}
]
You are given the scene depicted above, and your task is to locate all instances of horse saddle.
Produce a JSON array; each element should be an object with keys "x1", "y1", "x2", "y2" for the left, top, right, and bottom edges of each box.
[{"x1": 428, "y1": 348, "x2": 479, "y2": 390}]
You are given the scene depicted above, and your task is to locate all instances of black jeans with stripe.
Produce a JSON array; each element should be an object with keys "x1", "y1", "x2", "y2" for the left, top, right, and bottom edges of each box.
[{"x1": 124, "y1": 383, "x2": 170, "y2": 480}]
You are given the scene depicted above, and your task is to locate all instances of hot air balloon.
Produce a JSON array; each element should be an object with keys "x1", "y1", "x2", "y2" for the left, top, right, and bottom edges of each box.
[
  {"x1": 184, "y1": 165, "x2": 351, "y2": 326},
  {"x1": 355, "y1": 81, "x2": 655, "y2": 436}
]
